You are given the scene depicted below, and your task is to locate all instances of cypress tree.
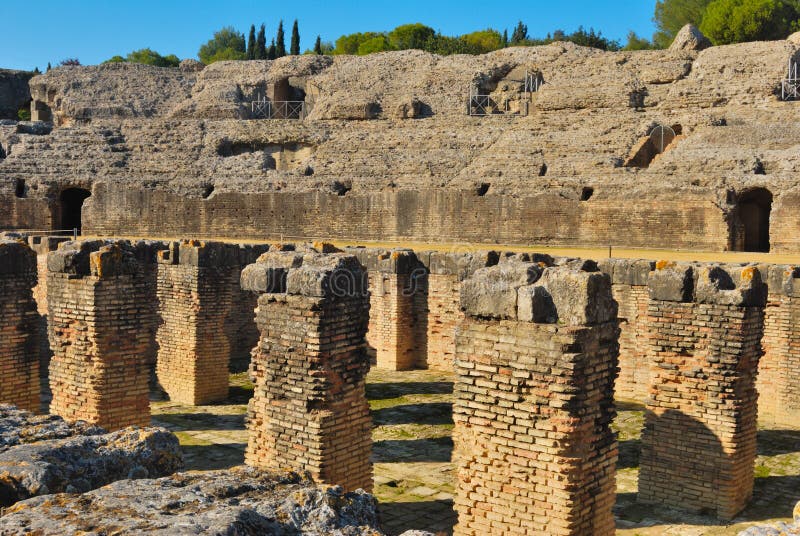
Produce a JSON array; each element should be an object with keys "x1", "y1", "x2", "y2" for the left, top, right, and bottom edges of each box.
[
  {"x1": 502, "y1": 29, "x2": 508, "y2": 47},
  {"x1": 268, "y1": 39, "x2": 277, "y2": 60},
  {"x1": 46, "y1": 62, "x2": 52, "y2": 72},
  {"x1": 256, "y1": 24, "x2": 267, "y2": 59},
  {"x1": 290, "y1": 20, "x2": 300, "y2": 55},
  {"x1": 247, "y1": 24, "x2": 256, "y2": 59},
  {"x1": 511, "y1": 21, "x2": 528, "y2": 44},
  {"x1": 275, "y1": 20, "x2": 286, "y2": 57},
  {"x1": 314, "y1": 35, "x2": 322, "y2": 55}
]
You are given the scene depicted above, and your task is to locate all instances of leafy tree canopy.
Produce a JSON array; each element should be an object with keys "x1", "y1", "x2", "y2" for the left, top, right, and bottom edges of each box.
[
  {"x1": 387, "y1": 23, "x2": 436, "y2": 50},
  {"x1": 653, "y1": 0, "x2": 712, "y2": 47},
  {"x1": 700, "y1": 0, "x2": 800, "y2": 44},
  {"x1": 198, "y1": 26, "x2": 246, "y2": 64}
]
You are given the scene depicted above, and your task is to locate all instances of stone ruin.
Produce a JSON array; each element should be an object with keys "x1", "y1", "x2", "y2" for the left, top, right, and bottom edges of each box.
[{"x1": 2, "y1": 29, "x2": 800, "y2": 254}]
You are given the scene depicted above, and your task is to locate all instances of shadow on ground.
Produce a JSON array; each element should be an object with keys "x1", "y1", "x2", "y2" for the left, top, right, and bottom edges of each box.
[
  {"x1": 379, "y1": 499, "x2": 456, "y2": 536},
  {"x1": 373, "y1": 438, "x2": 453, "y2": 463},
  {"x1": 372, "y1": 403, "x2": 453, "y2": 426},
  {"x1": 153, "y1": 412, "x2": 245, "y2": 431},
  {"x1": 181, "y1": 444, "x2": 246, "y2": 471},
  {"x1": 367, "y1": 382, "x2": 453, "y2": 400}
]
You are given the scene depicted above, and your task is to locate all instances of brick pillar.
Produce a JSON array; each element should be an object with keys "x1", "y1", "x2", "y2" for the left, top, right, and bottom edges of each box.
[
  {"x1": 363, "y1": 249, "x2": 425, "y2": 371},
  {"x1": 155, "y1": 240, "x2": 243, "y2": 405},
  {"x1": 0, "y1": 238, "x2": 39, "y2": 412},
  {"x1": 639, "y1": 262, "x2": 766, "y2": 520},
  {"x1": 756, "y1": 265, "x2": 800, "y2": 426},
  {"x1": 599, "y1": 259, "x2": 655, "y2": 401},
  {"x1": 419, "y1": 251, "x2": 499, "y2": 372},
  {"x1": 48, "y1": 240, "x2": 153, "y2": 430},
  {"x1": 454, "y1": 262, "x2": 619, "y2": 536},
  {"x1": 242, "y1": 252, "x2": 372, "y2": 492}
]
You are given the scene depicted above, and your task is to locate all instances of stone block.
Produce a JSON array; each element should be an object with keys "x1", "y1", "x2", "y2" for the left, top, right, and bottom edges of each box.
[
  {"x1": 460, "y1": 262, "x2": 542, "y2": 320},
  {"x1": 648, "y1": 261, "x2": 693, "y2": 302}
]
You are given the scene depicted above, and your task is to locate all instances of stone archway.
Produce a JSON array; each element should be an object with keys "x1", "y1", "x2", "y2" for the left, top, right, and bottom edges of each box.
[
  {"x1": 733, "y1": 188, "x2": 773, "y2": 252},
  {"x1": 56, "y1": 187, "x2": 92, "y2": 233}
]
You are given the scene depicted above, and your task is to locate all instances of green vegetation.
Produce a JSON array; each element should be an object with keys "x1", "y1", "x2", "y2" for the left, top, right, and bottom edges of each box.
[
  {"x1": 198, "y1": 26, "x2": 246, "y2": 64},
  {"x1": 653, "y1": 0, "x2": 713, "y2": 47},
  {"x1": 700, "y1": 0, "x2": 800, "y2": 44},
  {"x1": 275, "y1": 20, "x2": 286, "y2": 57},
  {"x1": 290, "y1": 20, "x2": 300, "y2": 55},
  {"x1": 105, "y1": 48, "x2": 180, "y2": 67}
]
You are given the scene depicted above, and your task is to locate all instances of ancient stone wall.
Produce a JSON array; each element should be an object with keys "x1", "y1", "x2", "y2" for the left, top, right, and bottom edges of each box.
[
  {"x1": 0, "y1": 239, "x2": 39, "y2": 411},
  {"x1": 0, "y1": 69, "x2": 33, "y2": 120},
  {"x1": 756, "y1": 265, "x2": 800, "y2": 427},
  {"x1": 241, "y1": 252, "x2": 372, "y2": 492},
  {"x1": 47, "y1": 240, "x2": 157, "y2": 430},
  {"x1": 453, "y1": 262, "x2": 619, "y2": 536},
  {"x1": 155, "y1": 240, "x2": 245, "y2": 404},
  {"x1": 638, "y1": 262, "x2": 766, "y2": 520}
]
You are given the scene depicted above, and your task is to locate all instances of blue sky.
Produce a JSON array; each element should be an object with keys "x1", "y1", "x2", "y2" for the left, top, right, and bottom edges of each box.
[{"x1": 1, "y1": 0, "x2": 657, "y2": 71}]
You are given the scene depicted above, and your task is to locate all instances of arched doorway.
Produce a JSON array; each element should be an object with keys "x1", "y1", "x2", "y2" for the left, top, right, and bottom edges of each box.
[
  {"x1": 734, "y1": 188, "x2": 772, "y2": 252},
  {"x1": 57, "y1": 188, "x2": 91, "y2": 233}
]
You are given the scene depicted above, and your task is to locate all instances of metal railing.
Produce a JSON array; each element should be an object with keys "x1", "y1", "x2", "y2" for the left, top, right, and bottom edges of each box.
[
  {"x1": 467, "y1": 70, "x2": 542, "y2": 116},
  {"x1": 251, "y1": 98, "x2": 310, "y2": 119},
  {"x1": 4, "y1": 228, "x2": 79, "y2": 239},
  {"x1": 781, "y1": 60, "x2": 800, "y2": 101}
]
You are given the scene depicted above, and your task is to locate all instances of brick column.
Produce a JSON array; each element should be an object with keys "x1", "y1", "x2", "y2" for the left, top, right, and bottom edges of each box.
[
  {"x1": 639, "y1": 262, "x2": 767, "y2": 520},
  {"x1": 242, "y1": 252, "x2": 372, "y2": 492},
  {"x1": 155, "y1": 240, "x2": 243, "y2": 405},
  {"x1": 422, "y1": 251, "x2": 498, "y2": 372},
  {"x1": 0, "y1": 238, "x2": 39, "y2": 412},
  {"x1": 363, "y1": 249, "x2": 425, "y2": 371},
  {"x1": 598, "y1": 258, "x2": 655, "y2": 401},
  {"x1": 454, "y1": 262, "x2": 619, "y2": 536},
  {"x1": 756, "y1": 265, "x2": 800, "y2": 426},
  {"x1": 48, "y1": 240, "x2": 153, "y2": 430}
]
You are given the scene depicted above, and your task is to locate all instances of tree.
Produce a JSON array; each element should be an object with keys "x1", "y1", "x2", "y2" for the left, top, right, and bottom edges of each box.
[
  {"x1": 290, "y1": 20, "x2": 300, "y2": 55},
  {"x1": 502, "y1": 29, "x2": 509, "y2": 47},
  {"x1": 247, "y1": 24, "x2": 256, "y2": 60},
  {"x1": 388, "y1": 23, "x2": 435, "y2": 50},
  {"x1": 314, "y1": 35, "x2": 323, "y2": 54},
  {"x1": 46, "y1": 62, "x2": 51, "y2": 72},
  {"x1": 623, "y1": 31, "x2": 656, "y2": 50},
  {"x1": 106, "y1": 55, "x2": 125, "y2": 63},
  {"x1": 198, "y1": 26, "x2": 246, "y2": 64},
  {"x1": 510, "y1": 21, "x2": 528, "y2": 44},
  {"x1": 110, "y1": 48, "x2": 180, "y2": 67},
  {"x1": 357, "y1": 35, "x2": 392, "y2": 55},
  {"x1": 256, "y1": 24, "x2": 267, "y2": 59},
  {"x1": 462, "y1": 29, "x2": 505, "y2": 53},
  {"x1": 59, "y1": 58, "x2": 81, "y2": 66},
  {"x1": 276, "y1": 20, "x2": 286, "y2": 57},
  {"x1": 268, "y1": 39, "x2": 277, "y2": 59},
  {"x1": 700, "y1": 0, "x2": 800, "y2": 44},
  {"x1": 33, "y1": 67, "x2": 41, "y2": 74},
  {"x1": 334, "y1": 32, "x2": 384, "y2": 54},
  {"x1": 653, "y1": 0, "x2": 712, "y2": 48}
]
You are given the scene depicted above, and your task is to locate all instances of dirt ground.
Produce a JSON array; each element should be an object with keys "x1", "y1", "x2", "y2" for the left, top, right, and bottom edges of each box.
[{"x1": 150, "y1": 370, "x2": 799, "y2": 536}]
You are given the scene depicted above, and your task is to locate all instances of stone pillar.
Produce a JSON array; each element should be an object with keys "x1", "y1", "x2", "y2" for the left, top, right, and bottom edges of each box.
[
  {"x1": 242, "y1": 252, "x2": 372, "y2": 492},
  {"x1": 598, "y1": 258, "x2": 655, "y2": 401},
  {"x1": 454, "y1": 262, "x2": 619, "y2": 536},
  {"x1": 155, "y1": 240, "x2": 243, "y2": 405},
  {"x1": 422, "y1": 251, "x2": 498, "y2": 371},
  {"x1": 639, "y1": 262, "x2": 767, "y2": 520},
  {"x1": 756, "y1": 265, "x2": 800, "y2": 426},
  {"x1": 48, "y1": 240, "x2": 153, "y2": 430},
  {"x1": 0, "y1": 238, "x2": 39, "y2": 412},
  {"x1": 362, "y1": 249, "x2": 425, "y2": 371}
]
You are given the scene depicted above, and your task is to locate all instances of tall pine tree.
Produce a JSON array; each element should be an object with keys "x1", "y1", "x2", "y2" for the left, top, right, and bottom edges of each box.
[
  {"x1": 247, "y1": 25, "x2": 256, "y2": 60},
  {"x1": 510, "y1": 21, "x2": 528, "y2": 44},
  {"x1": 502, "y1": 29, "x2": 508, "y2": 47},
  {"x1": 290, "y1": 20, "x2": 300, "y2": 55},
  {"x1": 256, "y1": 24, "x2": 267, "y2": 59},
  {"x1": 268, "y1": 39, "x2": 277, "y2": 60},
  {"x1": 46, "y1": 62, "x2": 52, "y2": 72},
  {"x1": 314, "y1": 35, "x2": 322, "y2": 55},
  {"x1": 275, "y1": 20, "x2": 286, "y2": 57}
]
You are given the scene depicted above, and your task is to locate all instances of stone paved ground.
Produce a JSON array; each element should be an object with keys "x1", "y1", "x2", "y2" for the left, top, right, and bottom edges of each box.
[{"x1": 149, "y1": 371, "x2": 800, "y2": 536}]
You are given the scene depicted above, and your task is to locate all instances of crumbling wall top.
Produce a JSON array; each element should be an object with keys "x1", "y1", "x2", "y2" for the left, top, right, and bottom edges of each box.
[
  {"x1": 648, "y1": 260, "x2": 768, "y2": 306},
  {"x1": 48, "y1": 239, "x2": 166, "y2": 278},
  {"x1": 460, "y1": 260, "x2": 617, "y2": 325},
  {"x1": 0, "y1": 238, "x2": 36, "y2": 275}
]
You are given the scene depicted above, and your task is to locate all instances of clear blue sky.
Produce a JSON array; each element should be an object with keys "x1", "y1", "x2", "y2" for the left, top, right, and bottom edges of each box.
[{"x1": 1, "y1": 0, "x2": 657, "y2": 71}]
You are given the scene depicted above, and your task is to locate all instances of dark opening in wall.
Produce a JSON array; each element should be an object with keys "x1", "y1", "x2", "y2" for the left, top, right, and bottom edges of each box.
[
  {"x1": 0, "y1": 143, "x2": 5, "y2": 159},
  {"x1": 538, "y1": 163, "x2": 548, "y2": 176},
  {"x1": 202, "y1": 185, "x2": 215, "y2": 199},
  {"x1": 332, "y1": 181, "x2": 351, "y2": 196},
  {"x1": 624, "y1": 124, "x2": 682, "y2": 169},
  {"x1": 476, "y1": 183, "x2": 491, "y2": 196},
  {"x1": 15, "y1": 179, "x2": 25, "y2": 198},
  {"x1": 58, "y1": 187, "x2": 91, "y2": 233},
  {"x1": 734, "y1": 188, "x2": 772, "y2": 253},
  {"x1": 303, "y1": 165, "x2": 314, "y2": 176},
  {"x1": 753, "y1": 158, "x2": 766, "y2": 175},
  {"x1": 581, "y1": 187, "x2": 594, "y2": 201}
]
